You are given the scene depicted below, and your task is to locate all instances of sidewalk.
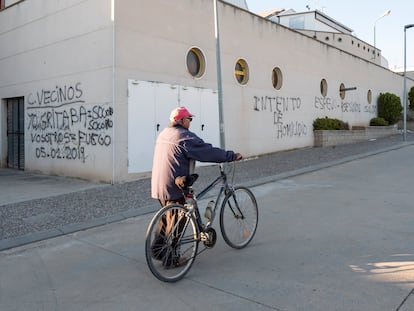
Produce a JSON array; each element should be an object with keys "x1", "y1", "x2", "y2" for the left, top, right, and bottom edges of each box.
[
  {"x1": 1, "y1": 138, "x2": 414, "y2": 310},
  {"x1": 1, "y1": 133, "x2": 413, "y2": 252}
]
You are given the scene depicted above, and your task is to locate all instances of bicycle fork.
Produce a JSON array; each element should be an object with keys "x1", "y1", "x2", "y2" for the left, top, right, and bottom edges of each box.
[{"x1": 225, "y1": 188, "x2": 245, "y2": 219}]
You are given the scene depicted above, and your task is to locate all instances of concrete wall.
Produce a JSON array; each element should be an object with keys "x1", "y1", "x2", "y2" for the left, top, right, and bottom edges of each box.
[
  {"x1": 113, "y1": 0, "x2": 223, "y2": 181},
  {"x1": 314, "y1": 126, "x2": 399, "y2": 147},
  {"x1": 1, "y1": 0, "x2": 413, "y2": 183},
  {"x1": 214, "y1": 2, "x2": 410, "y2": 154},
  {"x1": 112, "y1": 0, "x2": 413, "y2": 182},
  {"x1": 0, "y1": 0, "x2": 115, "y2": 181},
  {"x1": 298, "y1": 30, "x2": 380, "y2": 65}
]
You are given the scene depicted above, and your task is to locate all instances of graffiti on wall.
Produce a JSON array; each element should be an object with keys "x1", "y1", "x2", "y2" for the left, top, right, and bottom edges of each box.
[
  {"x1": 253, "y1": 95, "x2": 308, "y2": 139},
  {"x1": 314, "y1": 96, "x2": 377, "y2": 114},
  {"x1": 314, "y1": 96, "x2": 362, "y2": 113},
  {"x1": 363, "y1": 103, "x2": 377, "y2": 114},
  {"x1": 254, "y1": 95, "x2": 377, "y2": 139},
  {"x1": 27, "y1": 82, "x2": 113, "y2": 163}
]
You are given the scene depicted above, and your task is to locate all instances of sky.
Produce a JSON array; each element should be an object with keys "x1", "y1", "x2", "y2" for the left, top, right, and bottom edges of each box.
[{"x1": 246, "y1": 0, "x2": 414, "y2": 70}]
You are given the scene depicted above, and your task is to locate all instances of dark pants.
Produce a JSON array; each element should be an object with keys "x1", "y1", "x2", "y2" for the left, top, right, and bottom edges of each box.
[
  {"x1": 158, "y1": 197, "x2": 186, "y2": 208},
  {"x1": 156, "y1": 197, "x2": 186, "y2": 239},
  {"x1": 152, "y1": 197, "x2": 186, "y2": 265}
]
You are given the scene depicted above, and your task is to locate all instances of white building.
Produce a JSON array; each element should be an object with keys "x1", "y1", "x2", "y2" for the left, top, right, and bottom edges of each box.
[
  {"x1": 260, "y1": 9, "x2": 386, "y2": 67},
  {"x1": 223, "y1": 0, "x2": 248, "y2": 10},
  {"x1": 1, "y1": 0, "x2": 412, "y2": 182}
]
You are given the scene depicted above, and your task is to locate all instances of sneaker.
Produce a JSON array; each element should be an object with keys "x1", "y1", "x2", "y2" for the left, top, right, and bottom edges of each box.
[
  {"x1": 174, "y1": 257, "x2": 188, "y2": 267},
  {"x1": 164, "y1": 256, "x2": 188, "y2": 269}
]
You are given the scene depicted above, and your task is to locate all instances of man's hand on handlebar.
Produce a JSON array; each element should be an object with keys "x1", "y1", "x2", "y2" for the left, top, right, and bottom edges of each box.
[{"x1": 235, "y1": 153, "x2": 243, "y2": 161}]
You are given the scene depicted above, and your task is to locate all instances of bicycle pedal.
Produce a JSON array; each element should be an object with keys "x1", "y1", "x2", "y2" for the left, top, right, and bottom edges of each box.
[{"x1": 200, "y1": 232, "x2": 209, "y2": 241}]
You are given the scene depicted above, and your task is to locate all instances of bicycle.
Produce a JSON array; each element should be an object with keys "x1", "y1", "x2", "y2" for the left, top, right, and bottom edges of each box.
[{"x1": 145, "y1": 162, "x2": 258, "y2": 282}]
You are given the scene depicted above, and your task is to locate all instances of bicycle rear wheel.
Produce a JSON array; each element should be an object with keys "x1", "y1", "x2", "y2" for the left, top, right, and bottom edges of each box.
[
  {"x1": 145, "y1": 204, "x2": 199, "y2": 282},
  {"x1": 220, "y1": 186, "x2": 258, "y2": 249}
]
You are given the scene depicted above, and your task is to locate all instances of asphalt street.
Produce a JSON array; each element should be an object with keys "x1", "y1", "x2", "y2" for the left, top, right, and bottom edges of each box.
[
  {"x1": 1, "y1": 134, "x2": 414, "y2": 310},
  {"x1": 1, "y1": 133, "x2": 413, "y2": 252}
]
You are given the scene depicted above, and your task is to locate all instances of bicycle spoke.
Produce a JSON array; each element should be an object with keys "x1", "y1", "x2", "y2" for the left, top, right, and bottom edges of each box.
[
  {"x1": 146, "y1": 164, "x2": 258, "y2": 281},
  {"x1": 145, "y1": 204, "x2": 199, "y2": 282}
]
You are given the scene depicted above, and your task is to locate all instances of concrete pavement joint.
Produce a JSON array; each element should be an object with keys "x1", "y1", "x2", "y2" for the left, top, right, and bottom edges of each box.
[
  {"x1": 396, "y1": 288, "x2": 414, "y2": 311},
  {"x1": 190, "y1": 278, "x2": 285, "y2": 311},
  {"x1": 72, "y1": 234, "x2": 141, "y2": 264}
]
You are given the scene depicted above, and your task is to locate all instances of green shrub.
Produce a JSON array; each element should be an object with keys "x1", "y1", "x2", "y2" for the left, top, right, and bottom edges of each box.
[
  {"x1": 409, "y1": 86, "x2": 414, "y2": 110},
  {"x1": 313, "y1": 117, "x2": 349, "y2": 130},
  {"x1": 370, "y1": 117, "x2": 389, "y2": 126},
  {"x1": 377, "y1": 92, "x2": 402, "y2": 125}
]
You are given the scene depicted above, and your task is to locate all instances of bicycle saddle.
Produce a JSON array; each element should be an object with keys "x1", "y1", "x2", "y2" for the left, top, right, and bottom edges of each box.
[{"x1": 175, "y1": 174, "x2": 199, "y2": 189}]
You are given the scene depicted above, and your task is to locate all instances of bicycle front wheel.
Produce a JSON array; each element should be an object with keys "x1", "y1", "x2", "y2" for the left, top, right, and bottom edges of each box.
[
  {"x1": 145, "y1": 204, "x2": 199, "y2": 282},
  {"x1": 220, "y1": 187, "x2": 258, "y2": 249}
]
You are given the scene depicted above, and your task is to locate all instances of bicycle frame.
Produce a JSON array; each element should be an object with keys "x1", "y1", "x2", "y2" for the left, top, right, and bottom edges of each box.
[
  {"x1": 145, "y1": 161, "x2": 258, "y2": 282},
  {"x1": 185, "y1": 164, "x2": 233, "y2": 231}
]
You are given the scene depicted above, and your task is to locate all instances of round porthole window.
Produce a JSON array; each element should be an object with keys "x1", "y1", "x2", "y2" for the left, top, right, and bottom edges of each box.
[
  {"x1": 320, "y1": 79, "x2": 328, "y2": 97},
  {"x1": 235, "y1": 59, "x2": 249, "y2": 85},
  {"x1": 367, "y1": 89, "x2": 372, "y2": 104},
  {"x1": 339, "y1": 83, "x2": 346, "y2": 100},
  {"x1": 186, "y1": 47, "x2": 205, "y2": 78},
  {"x1": 272, "y1": 67, "x2": 283, "y2": 90}
]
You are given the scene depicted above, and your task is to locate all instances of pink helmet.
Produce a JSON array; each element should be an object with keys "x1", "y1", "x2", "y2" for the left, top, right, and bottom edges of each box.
[{"x1": 169, "y1": 106, "x2": 195, "y2": 122}]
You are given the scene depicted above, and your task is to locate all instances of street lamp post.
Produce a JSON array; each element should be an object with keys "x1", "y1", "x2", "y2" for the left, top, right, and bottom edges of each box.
[
  {"x1": 403, "y1": 24, "x2": 414, "y2": 142},
  {"x1": 213, "y1": 0, "x2": 225, "y2": 149},
  {"x1": 373, "y1": 10, "x2": 391, "y2": 62}
]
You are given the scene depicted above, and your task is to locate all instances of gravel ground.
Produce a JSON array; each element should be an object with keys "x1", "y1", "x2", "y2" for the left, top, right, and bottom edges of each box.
[{"x1": 1, "y1": 133, "x2": 413, "y2": 249}]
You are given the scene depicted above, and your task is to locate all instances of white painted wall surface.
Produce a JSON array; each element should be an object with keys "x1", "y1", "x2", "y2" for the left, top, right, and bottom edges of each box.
[
  {"x1": 0, "y1": 0, "x2": 115, "y2": 181},
  {"x1": 127, "y1": 80, "x2": 219, "y2": 174},
  {"x1": 1, "y1": 0, "x2": 413, "y2": 182}
]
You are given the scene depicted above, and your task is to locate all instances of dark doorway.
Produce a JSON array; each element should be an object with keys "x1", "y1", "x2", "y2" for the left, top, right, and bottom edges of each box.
[{"x1": 7, "y1": 97, "x2": 24, "y2": 169}]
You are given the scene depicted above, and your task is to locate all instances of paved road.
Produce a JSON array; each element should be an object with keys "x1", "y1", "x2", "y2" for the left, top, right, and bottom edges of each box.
[
  {"x1": 1, "y1": 138, "x2": 414, "y2": 310},
  {"x1": 1, "y1": 133, "x2": 414, "y2": 251}
]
